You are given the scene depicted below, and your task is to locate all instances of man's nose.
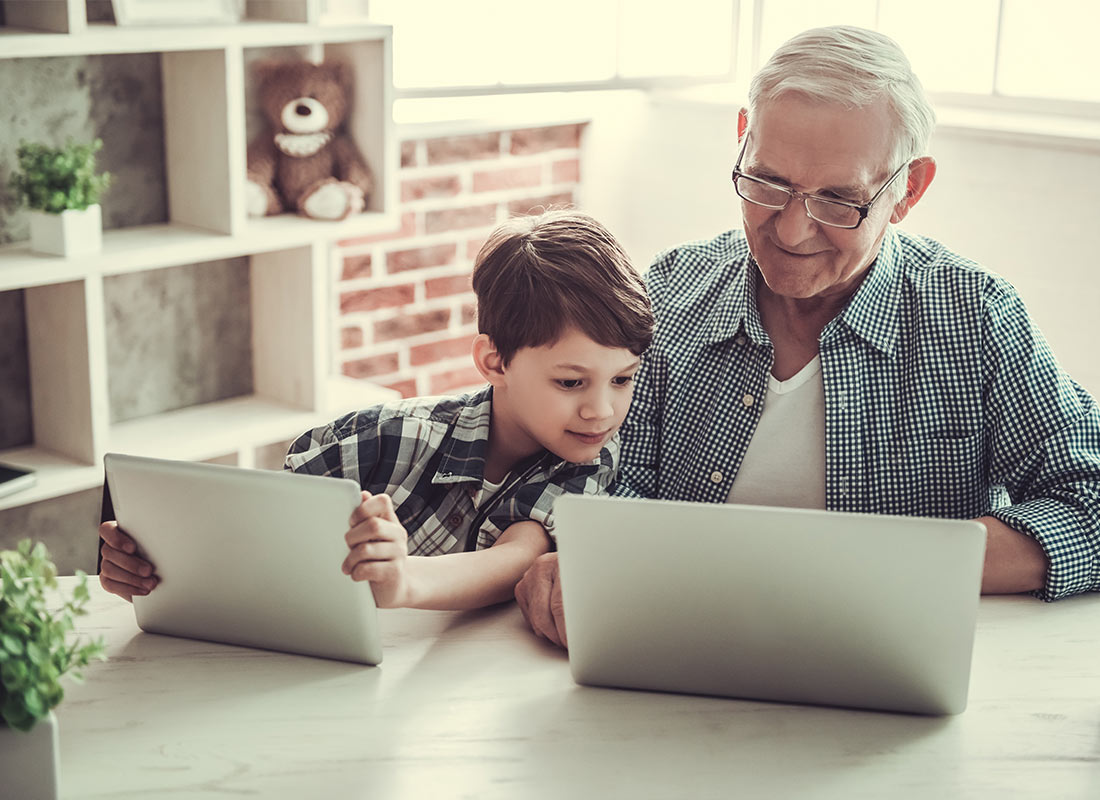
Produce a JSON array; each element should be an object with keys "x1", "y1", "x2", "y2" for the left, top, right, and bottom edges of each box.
[{"x1": 772, "y1": 196, "x2": 819, "y2": 246}]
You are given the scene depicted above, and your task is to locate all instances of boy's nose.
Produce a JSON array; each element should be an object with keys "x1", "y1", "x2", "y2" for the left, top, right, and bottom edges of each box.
[{"x1": 580, "y1": 393, "x2": 614, "y2": 420}]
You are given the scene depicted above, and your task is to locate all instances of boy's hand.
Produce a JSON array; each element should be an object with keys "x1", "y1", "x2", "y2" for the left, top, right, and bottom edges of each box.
[
  {"x1": 98, "y1": 520, "x2": 158, "y2": 602},
  {"x1": 515, "y1": 552, "x2": 567, "y2": 648},
  {"x1": 343, "y1": 491, "x2": 412, "y2": 608}
]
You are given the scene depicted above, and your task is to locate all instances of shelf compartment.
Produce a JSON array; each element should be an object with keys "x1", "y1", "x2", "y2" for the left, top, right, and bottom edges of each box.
[
  {"x1": 0, "y1": 445, "x2": 103, "y2": 512},
  {"x1": 0, "y1": 376, "x2": 396, "y2": 512},
  {"x1": 107, "y1": 377, "x2": 398, "y2": 463}
]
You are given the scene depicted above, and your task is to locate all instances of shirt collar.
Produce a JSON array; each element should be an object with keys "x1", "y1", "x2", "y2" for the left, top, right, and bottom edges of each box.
[
  {"x1": 432, "y1": 385, "x2": 569, "y2": 485},
  {"x1": 834, "y1": 226, "x2": 903, "y2": 356},
  {"x1": 703, "y1": 227, "x2": 904, "y2": 356}
]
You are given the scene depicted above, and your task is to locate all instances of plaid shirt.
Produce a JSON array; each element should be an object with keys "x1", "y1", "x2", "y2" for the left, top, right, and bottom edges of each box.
[
  {"x1": 285, "y1": 386, "x2": 618, "y2": 555},
  {"x1": 614, "y1": 227, "x2": 1100, "y2": 601}
]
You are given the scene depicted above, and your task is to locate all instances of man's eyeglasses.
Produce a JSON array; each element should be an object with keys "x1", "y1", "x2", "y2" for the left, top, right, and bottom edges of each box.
[{"x1": 730, "y1": 135, "x2": 911, "y2": 230}]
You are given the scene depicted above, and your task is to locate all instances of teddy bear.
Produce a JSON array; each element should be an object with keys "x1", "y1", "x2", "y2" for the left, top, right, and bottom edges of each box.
[{"x1": 245, "y1": 60, "x2": 373, "y2": 221}]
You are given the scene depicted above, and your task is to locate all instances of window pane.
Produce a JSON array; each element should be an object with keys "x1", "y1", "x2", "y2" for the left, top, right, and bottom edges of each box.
[
  {"x1": 372, "y1": 0, "x2": 501, "y2": 88},
  {"x1": 878, "y1": 0, "x2": 997, "y2": 95},
  {"x1": 998, "y1": 0, "x2": 1100, "y2": 102},
  {"x1": 619, "y1": 0, "x2": 735, "y2": 78},
  {"x1": 756, "y1": 0, "x2": 875, "y2": 66},
  {"x1": 495, "y1": 2, "x2": 617, "y2": 85}
]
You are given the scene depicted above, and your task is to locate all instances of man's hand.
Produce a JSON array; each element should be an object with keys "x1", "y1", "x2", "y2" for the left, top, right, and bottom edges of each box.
[
  {"x1": 343, "y1": 491, "x2": 412, "y2": 608},
  {"x1": 98, "y1": 521, "x2": 158, "y2": 602},
  {"x1": 978, "y1": 516, "x2": 1048, "y2": 594},
  {"x1": 514, "y1": 552, "x2": 567, "y2": 648}
]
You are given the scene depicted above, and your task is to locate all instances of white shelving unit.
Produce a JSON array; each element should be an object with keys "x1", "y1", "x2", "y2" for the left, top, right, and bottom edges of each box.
[{"x1": 0, "y1": 0, "x2": 399, "y2": 512}]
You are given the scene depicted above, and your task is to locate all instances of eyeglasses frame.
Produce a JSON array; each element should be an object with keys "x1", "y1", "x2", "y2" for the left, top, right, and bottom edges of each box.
[{"x1": 730, "y1": 134, "x2": 912, "y2": 230}]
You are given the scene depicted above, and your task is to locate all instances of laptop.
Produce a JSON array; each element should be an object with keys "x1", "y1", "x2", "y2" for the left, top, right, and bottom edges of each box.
[
  {"x1": 103, "y1": 452, "x2": 382, "y2": 665},
  {"x1": 554, "y1": 495, "x2": 987, "y2": 715}
]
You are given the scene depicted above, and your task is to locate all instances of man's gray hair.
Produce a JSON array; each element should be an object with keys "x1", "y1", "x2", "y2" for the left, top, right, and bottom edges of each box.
[{"x1": 747, "y1": 26, "x2": 935, "y2": 200}]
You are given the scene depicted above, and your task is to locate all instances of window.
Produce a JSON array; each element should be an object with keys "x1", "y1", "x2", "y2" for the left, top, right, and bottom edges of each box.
[
  {"x1": 755, "y1": 0, "x2": 1100, "y2": 106},
  {"x1": 368, "y1": 0, "x2": 738, "y2": 95}
]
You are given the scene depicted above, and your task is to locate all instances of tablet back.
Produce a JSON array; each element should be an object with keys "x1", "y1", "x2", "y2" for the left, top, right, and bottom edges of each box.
[
  {"x1": 555, "y1": 495, "x2": 987, "y2": 715},
  {"x1": 104, "y1": 453, "x2": 381, "y2": 665}
]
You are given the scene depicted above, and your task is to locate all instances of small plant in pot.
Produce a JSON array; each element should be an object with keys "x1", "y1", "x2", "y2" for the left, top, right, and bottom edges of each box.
[
  {"x1": 10, "y1": 138, "x2": 112, "y2": 257},
  {"x1": 1, "y1": 539, "x2": 106, "y2": 799}
]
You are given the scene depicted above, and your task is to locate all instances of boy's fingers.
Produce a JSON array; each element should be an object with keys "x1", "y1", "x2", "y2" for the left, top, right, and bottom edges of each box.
[
  {"x1": 100, "y1": 542, "x2": 155, "y2": 578},
  {"x1": 342, "y1": 540, "x2": 402, "y2": 575},
  {"x1": 98, "y1": 520, "x2": 137, "y2": 554},
  {"x1": 99, "y1": 557, "x2": 157, "y2": 593}
]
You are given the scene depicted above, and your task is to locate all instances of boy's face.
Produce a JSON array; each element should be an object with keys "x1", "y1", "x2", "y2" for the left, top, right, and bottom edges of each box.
[{"x1": 489, "y1": 327, "x2": 641, "y2": 465}]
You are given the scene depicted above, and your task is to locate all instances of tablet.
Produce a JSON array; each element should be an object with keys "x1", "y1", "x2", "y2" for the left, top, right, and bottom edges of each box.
[{"x1": 103, "y1": 452, "x2": 382, "y2": 665}]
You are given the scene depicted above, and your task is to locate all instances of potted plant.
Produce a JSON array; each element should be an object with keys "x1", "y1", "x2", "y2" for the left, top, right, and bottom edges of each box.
[
  {"x1": 0, "y1": 539, "x2": 106, "y2": 800},
  {"x1": 10, "y1": 138, "x2": 112, "y2": 257}
]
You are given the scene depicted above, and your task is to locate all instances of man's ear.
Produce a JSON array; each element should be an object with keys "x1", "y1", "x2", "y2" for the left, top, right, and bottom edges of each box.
[
  {"x1": 472, "y1": 334, "x2": 506, "y2": 385},
  {"x1": 737, "y1": 107, "x2": 748, "y2": 143},
  {"x1": 890, "y1": 156, "x2": 937, "y2": 224}
]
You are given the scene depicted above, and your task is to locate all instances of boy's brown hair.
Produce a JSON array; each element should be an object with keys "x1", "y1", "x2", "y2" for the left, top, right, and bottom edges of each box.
[{"x1": 471, "y1": 210, "x2": 653, "y2": 365}]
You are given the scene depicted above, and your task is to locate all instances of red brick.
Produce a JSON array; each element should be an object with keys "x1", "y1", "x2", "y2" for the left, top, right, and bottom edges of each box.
[
  {"x1": 374, "y1": 309, "x2": 451, "y2": 342},
  {"x1": 338, "y1": 211, "x2": 417, "y2": 247},
  {"x1": 401, "y1": 175, "x2": 461, "y2": 202},
  {"x1": 466, "y1": 235, "x2": 488, "y2": 261},
  {"x1": 510, "y1": 124, "x2": 583, "y2": 155},
  {"x1": 424, "y1": 274, "x2": 473, "y2": 299},
  {"x1": 400, "y1": 140, "x2": 418, "y2": 168},
  {"x1": 410, "y1": 334, "x2": 476, "y2": 366},
  {"x1": 340, "y1": 284, "x2": 416, "y2": 313},
  {"x1": 472, "y1": 164, "x2": 543, "y2": 193},
  {"x1": 426, "y1": 132, "x2": 502, "y2": 165},
  {"x1": 385, "y1": 378, "x2": 419, "y2": 398},
  {"x1": 386, "y1": 243, "x2": 457, "y2": 273},
  {"x1": 340, "y1": 326, "x2": 364, "y2": 349},
  {"x1": 430, "y1": 365, "x2": 485, "y2": 394},
  {"x1": 552, "y1": 157, "x2": 580, "y2": 184},
  {"x1": 507, "y1": 192, "x2": 574, "y2": 217},
  {"x1": 342, "y1": 352, "x2": 400, "y2": 379},
  {"x1": 341, "y1": 253, "x2": 372, "y2": 280},
  {"x1": 425, "y1": 204, "x2": 498, "y2": 234},
  {"x1": 461, "y1": 302, "x2": 477, "y2": 325}
]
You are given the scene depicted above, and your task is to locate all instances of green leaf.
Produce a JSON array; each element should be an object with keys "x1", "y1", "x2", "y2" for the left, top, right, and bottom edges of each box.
[{"x1": 1, "y1": 633, "x2": 23, "y2": 656}]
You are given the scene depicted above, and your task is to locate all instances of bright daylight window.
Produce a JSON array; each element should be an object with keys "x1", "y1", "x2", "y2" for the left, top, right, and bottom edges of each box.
[
  {"x1": 368, "y1": 0, "x2": 738, "y2": 95},
  {"x1": 756, "y1": 0, "x2": 1100, "y2": 106},
  {"x1": 372, "y1": 1, "x2": 1100, "y2": 113}
]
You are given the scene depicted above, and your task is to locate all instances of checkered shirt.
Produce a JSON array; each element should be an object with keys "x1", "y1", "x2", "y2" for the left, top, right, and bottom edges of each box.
[
  {"x1": 285, "y1": 386, "x2": 618, "y2": 554},
  {"x1": 613, "y1": 226, "x2": 1100, "y2": 600}
]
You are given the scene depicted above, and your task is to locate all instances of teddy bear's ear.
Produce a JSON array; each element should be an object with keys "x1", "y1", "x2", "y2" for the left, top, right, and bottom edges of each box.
[
  {"x1": 250, "y1": 58, "x2": 286, "y2": 91},
  {"x1": 320, "y1": 60, "x2": 354, "y2": 91}
]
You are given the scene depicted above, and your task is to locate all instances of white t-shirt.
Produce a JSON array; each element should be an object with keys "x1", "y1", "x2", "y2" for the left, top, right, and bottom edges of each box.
[{"x1": 725, "y1": 355, "x2": 826, "y2": 510}]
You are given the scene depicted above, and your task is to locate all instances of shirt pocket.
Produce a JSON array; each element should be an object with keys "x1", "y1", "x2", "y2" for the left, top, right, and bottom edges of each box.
[{"x1": 879, "y1": 433, "x2": 988, "y2": 518}]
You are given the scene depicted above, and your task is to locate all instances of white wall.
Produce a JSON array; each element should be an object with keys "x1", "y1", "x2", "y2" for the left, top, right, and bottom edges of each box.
[{"x1": 582, "y1": 93, "x2": 1100, "y2": 398}]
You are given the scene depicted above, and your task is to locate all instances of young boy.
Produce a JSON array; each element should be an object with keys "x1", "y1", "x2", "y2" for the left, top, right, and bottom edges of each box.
[{"x1": 98, "y1": 210, "x2": 653, "y2": 611}]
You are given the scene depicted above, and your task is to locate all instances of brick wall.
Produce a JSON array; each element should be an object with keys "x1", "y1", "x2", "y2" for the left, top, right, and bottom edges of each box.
[{"x1": 335, "y1": 122, "x2": 586, "y2": 398}]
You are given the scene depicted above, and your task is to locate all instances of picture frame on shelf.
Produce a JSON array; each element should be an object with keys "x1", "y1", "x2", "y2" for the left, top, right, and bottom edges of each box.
[{"x1": 111, "y1": 0, "x2": 243, "y2": 26}]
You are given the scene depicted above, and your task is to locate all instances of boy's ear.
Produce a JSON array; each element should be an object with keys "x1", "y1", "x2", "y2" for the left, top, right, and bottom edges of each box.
[{"x1": 472, "y1": 334, "x2": 506, "y2": 385}]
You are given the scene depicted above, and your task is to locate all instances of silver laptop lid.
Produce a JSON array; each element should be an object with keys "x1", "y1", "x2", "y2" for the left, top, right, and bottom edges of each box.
[
  {"x1": 104, "y1": 453, "x2": 382, "y2": 665},
  {"x1": 555, "y1": 495, "x2": 986, "y2": 715}
]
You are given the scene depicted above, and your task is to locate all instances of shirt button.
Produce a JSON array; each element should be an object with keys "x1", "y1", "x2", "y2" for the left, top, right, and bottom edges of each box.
[
  {"x1": 735, "y1": 335, "x2": 747, "y2": 346},
  {"x1": 710, "y1": 470, "x2": 724, "y2": 484},
  {"x1": 448, "y1": 514, "x2": 462, "y2": 526},
  {"x1": 742, "y1": 393, "x2": 755, "y2": 407}
]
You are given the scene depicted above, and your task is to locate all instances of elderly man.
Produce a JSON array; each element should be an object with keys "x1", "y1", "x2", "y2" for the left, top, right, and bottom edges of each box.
[{"x1": 516, "y1": 25, "x2": 1100, "y2": 647}]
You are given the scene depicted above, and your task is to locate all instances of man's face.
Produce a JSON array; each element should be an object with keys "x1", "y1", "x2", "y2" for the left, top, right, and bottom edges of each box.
[
  {"x1": 493, "y1": 328, "x2": 640, "y2": 465},
  {"x1": 740, "y1": 94, "x2": 905, "y2": 303}
]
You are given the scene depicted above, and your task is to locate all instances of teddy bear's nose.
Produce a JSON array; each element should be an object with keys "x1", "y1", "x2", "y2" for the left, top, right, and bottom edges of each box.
[{"x1": 295, "y1": 104, "x2": 312, "y2": 117}]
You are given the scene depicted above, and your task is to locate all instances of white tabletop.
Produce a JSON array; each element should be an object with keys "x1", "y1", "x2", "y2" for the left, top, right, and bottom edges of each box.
[{"x1": 55, "y1": 580, "x2": 1100, "y2": 799}]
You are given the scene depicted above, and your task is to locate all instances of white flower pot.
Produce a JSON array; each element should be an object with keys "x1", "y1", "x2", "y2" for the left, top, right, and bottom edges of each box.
[
  {"x1": 28, "y1": 203, "x2": 103, "y2": 257},
  {"x1": 0, "y1": 710, "x2": 60, "y2": 800}
]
